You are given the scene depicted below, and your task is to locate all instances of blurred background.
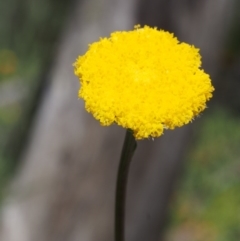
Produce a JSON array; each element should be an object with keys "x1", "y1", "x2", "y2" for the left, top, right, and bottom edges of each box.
[{"x1": 0, "y1": 0, "x2": 240, "y2": 241}]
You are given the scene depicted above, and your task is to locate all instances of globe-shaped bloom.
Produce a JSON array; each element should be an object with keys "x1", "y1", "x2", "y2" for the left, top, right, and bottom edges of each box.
[{"x1": 74, "y1": 25, "x2": 214, "y2": 139}]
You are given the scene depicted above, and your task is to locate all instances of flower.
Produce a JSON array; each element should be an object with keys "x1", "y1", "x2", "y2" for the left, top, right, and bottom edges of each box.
[{"x1": 74, "y1": 25, "x2": 214, "y2": 139}]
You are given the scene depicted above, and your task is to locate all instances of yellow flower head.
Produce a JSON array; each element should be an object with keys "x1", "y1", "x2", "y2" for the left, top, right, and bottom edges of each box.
[{"x1": 74, "y1": 25, "x2": 214, "y2": 139}]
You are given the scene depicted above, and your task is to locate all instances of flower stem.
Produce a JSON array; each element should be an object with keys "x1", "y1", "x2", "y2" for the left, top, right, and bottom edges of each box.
[{"x1": 115, "y1": 129, "x2": 137, "y2": 241}]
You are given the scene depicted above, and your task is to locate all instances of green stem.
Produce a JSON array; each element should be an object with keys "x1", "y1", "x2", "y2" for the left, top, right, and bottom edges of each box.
[{"x1": 115, "y1": 129, "x2": 137, "y2": 241}]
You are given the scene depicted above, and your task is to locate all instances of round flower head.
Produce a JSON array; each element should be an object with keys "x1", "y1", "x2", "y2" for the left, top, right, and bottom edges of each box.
[{"x1": 74, "y1": 25, "x2": 214, "y2": 139}]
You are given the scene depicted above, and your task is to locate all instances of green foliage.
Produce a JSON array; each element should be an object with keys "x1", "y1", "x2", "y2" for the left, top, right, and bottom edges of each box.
[
  {"x1": 0, "y1": 0, "x2": 71, "y2": 202},
  {"x1": 166, "y1": 108, "x2": 240, "y2": 241}
]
